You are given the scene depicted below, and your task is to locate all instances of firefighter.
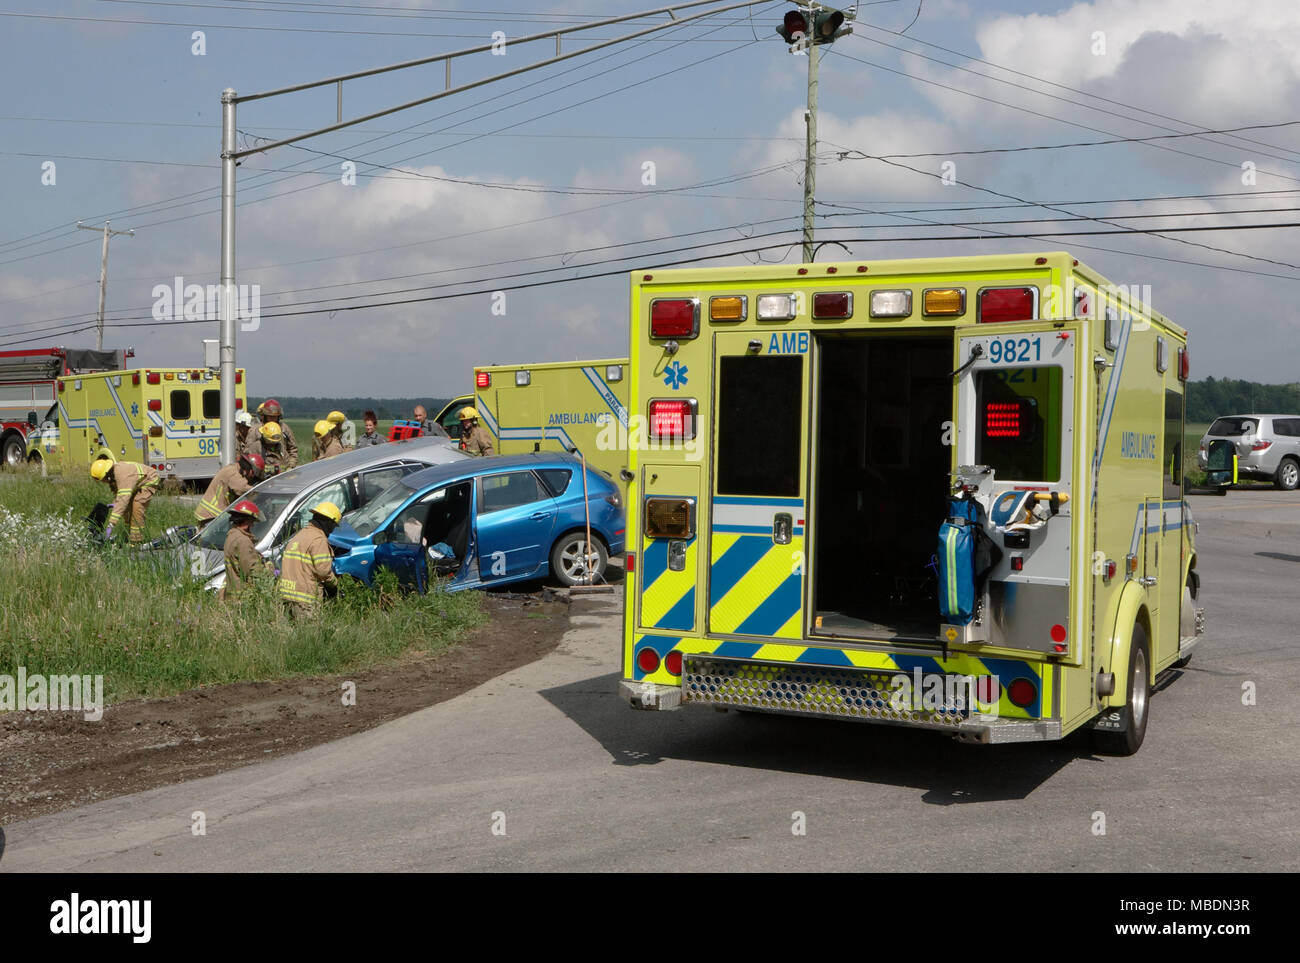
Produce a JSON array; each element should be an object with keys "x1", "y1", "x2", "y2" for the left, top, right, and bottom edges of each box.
[
  {"x1": 218, "y1": 499, "x2": 272, "y2": 601},
  {"x1": 90, "y1": 456, "x2": 160, "y2": 543},
  {"x1": 277, "y1": 501, "x2": 340, "y2": 618},
  {"x1": 458, "y1": 407, "x2": 495, "y2": 457},
  {"x1": 256, "y1": 399, "x2": 298, "y2": 468},
  {"x1": 233, "y1": 409, "x2": 255, "y2": 460},
  {"x1": 251, "y1": 421, "x2": 288, "y2": 475},
  {"x1": 195, "y1": 453, "x2": 265, "y2": 526},
  {"x1": 327, "y1": 410, "x2": 355, "y2": 451},
  {"x1": 314, "y1": 419, "x2": 344, "y2": 460}
]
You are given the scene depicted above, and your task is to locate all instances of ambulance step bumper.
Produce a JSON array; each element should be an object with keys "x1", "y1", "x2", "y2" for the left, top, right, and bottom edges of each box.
[
  {"x1": 677, "y1": 654, "x2": 1061, "y2": 744},
  {"x1": 621, "y1": 680, "x2": 682, "y2": 711}
]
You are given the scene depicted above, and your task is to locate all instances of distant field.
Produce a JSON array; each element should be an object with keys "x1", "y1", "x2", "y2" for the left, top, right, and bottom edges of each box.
[{"x1": 281, "y1": 417, "x2": 397, "y2": 463}]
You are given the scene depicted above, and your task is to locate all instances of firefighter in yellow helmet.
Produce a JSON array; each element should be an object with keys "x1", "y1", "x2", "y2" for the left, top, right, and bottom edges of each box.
[
  {"x1": 255, "y1": 399, "x2": 298, "y2": 469},
  {"x1": 327, "y1": 410, "x2": 355, "y2": 451},
  {"x1": 251, "y1": 421, "x2": 288, "y2": 475},
  {"x1": 458, "y1": 407, "x2": 494, "y2": 457},
  {"x1": 314, "y1": 419, "x2": 344, "y2": 460},
  {"x1": 219, "y1": 499, "x2": 273, "y2": 601},
  {"x1": 91, "y1": 455, "x2": 160, "y2": 543},
  {"x1": 277, "y1": 501, "x2": 341, "y2": 618}
]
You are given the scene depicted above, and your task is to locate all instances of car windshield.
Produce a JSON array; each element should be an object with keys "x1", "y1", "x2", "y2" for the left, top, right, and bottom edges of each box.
[
  {"x1": 348, "y1": 479, "x2": 417, "y2": 537},
  {"x1": 1208, "y1": 417, "x2": 1259, "y2": 436},
  {"x1": 196, "y1": 491, "x2": 296, "y2": 549}
]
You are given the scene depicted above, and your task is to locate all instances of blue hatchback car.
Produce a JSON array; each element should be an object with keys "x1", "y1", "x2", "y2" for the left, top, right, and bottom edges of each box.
[{"x1": 329, "y1": 452, "x2": 625, "y2": 591}]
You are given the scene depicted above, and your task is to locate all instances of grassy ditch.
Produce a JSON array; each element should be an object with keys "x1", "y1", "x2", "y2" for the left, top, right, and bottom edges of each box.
[{"x1": 0, "y1": 474, "x2": 485, "y2": 704}]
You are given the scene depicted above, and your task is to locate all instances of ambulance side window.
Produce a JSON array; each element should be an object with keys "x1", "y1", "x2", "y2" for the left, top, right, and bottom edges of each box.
[
  {"x1": 203, "y1": 390, "x2": 220, "y2": 419},
  {"x1": 170, "y1": 390, "x2": 191, "y2": 420},
  {"x1": 974, "y1": 367, "x2": 1062, "y2": 482},
  {"x1": 1164, "y1": 388, "x2": 1184, "y2": 498}
]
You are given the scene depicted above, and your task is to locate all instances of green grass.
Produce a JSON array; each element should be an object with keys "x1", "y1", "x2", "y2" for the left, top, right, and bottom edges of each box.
[
  {"x1": 0, "y1": 474, "x2": 485, "y2": 704},
  {"x1": 283, "y1": 417, "x2": 397, "y2": 463}
]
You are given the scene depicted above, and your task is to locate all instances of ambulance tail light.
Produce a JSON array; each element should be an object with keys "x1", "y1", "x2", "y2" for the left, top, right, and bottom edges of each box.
[
  {"x1": 648, "y1": 399, "x2": 697, "y2": 440},
  {"x1": 235, "y1": 370, "x2": 243, "y2": 384},
  {"x1": 650, "y1": 299, "x2": 700, "y2": 339},
  {"x1": 132, "y1": 373, "x2": 140, "y2": 386},
  {"x1": 626, "y1": 552, "x2": 635, "y2": 573},
  {"x1": 235, "y1": 398, "x2": 244, "y2": 409},
  {"x1": 1179, "y1": 348, "x2": 1190, "y2": 381},
  {"x1": 664, "y1": 651, "x2": 683, "y2": 677},
  {"x1": 978, "y1": 287, "x2": 1037, "y2": 323},
  {"x1": 812, "y1": 292, "x2": 853, "y2": 319},
  {"x1": 645, "y1": 497, "x2": 696, "y2": 539},
  {"x1": 58, "y1": 381, "x2": 65, "y2": 393},
  {"x1": 146, "y1": 372, "x2": 160, "y2": 385},
  {"x1": 1007, "y1": 678, "x2": 1037, "y2": 708},
  {"x1": 148, "y1": 399, "x2": 162, "y2": 411},
  {"x1": 476, "y1": 371, "x2": 491, "y2": 388},
  {"x1": 923, "y1": 288, "x2": 965, "y2": 316},
  {"x1": 637, "y1": 648, "x2": 661, "y2": 674}
]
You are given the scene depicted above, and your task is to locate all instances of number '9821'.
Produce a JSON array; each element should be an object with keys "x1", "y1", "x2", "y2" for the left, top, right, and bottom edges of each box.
[{"x1": 985, "y1": 337, "x2": 1042, "y2": 364}]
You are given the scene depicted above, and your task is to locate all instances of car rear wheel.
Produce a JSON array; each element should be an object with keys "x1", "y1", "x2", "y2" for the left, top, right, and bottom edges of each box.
[
  {"x1": 550, "y1": 532, "x2": 608, "y2": 587},
  {"x1": 1093, "y1": 625, "x2": 1149, "y2": 756},
  {"x1": 1275, "y1": 457, "x2": 1299, "y2": 491}
]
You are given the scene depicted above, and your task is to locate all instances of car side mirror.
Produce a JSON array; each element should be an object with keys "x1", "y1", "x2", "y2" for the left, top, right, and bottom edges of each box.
[
  {"x1": 27, "y1": 410, "x2": 38, "y2": 427},
  {"x1": 373, "y1": 529, "x2": 388, "y2": 545}
]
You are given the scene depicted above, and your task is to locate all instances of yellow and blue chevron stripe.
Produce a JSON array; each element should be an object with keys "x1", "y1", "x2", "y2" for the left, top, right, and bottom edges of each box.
[
  {"x1": 708, "y1": 496, "x2": 805, "y2": 639},
  {"x1": 639, "y1": 535, "x2": 697, "y2": 631}
]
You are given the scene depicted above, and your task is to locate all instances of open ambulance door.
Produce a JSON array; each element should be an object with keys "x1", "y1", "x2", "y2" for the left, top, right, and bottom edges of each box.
[
  {"x1": 706, "y1": 332, "x2": 808, "y2": 640},
  {"x1": 953, "y1": 324, "x2": 1081, "y2": 657}
]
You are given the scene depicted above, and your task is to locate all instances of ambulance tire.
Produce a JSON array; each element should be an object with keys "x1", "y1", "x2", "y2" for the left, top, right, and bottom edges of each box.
[
  {"x1": 1274, "y1": 457, "x2": 1300, "y2": 491},
  {"x1": 1093, "y1": 625, "x2": 1149, "y2": 756},
  {"x1": 2, "y1": 434, "x2": 24, "y2": 469},
  {"x1": 550, "y1": 532, "x2": 608, "y2": 587}
]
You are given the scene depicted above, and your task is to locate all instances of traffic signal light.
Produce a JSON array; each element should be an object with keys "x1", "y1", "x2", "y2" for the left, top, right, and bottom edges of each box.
[
  {"x1": 776, "y1": 7, "x2": 851, "y2": 48},
  {"x1": 775, "y1": 10, "x2": 809, "y2": 44}
]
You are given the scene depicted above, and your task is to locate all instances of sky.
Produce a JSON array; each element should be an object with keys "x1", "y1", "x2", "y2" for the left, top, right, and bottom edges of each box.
[{"x1": 2, "y1": 0, "x2": 1299, "y2": 398}]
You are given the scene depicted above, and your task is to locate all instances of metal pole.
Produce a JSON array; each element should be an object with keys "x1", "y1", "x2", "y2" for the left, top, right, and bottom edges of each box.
[
  {"x1": 94, "y1": 224, "x2": 110, "y2": 351},
  {"x1": 219, "y1": 88, "x2": 237, "y2": 467},
  {"x1": 802, "y1": 36, "x2": 819, "y2": 263}
]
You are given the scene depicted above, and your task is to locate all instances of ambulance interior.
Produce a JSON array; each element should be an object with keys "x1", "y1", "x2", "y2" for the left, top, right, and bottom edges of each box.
[{"x1": 813, "y1": 335, "x2": 954, "y2": 641}]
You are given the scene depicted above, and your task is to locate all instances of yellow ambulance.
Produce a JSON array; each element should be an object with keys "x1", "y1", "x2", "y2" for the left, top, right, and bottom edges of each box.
[
  {"x1": 29, "y1": 366, "x2": 248, "y2": 482},
  {"x1": 621, "y1": 251, "x2": 1202, "y2": 755},
  {"x1": 459, "y1": 358, "x2": 630, "y2": 482}
]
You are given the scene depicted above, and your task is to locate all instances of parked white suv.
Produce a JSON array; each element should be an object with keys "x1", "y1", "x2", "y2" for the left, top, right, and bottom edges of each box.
[{"x1": 1197, "y1": 414, "x2": 1300, "y2": 490}]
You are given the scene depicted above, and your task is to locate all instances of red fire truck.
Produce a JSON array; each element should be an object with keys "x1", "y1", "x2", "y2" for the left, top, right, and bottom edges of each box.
[{"x1": 0, "y1": 347, "x2": 131, "y2": 467}]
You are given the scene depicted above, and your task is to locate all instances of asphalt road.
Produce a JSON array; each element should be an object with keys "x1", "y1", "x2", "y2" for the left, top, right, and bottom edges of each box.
[{"x1": 3, "y1": 490, "x2": 1297, "y2": 872}]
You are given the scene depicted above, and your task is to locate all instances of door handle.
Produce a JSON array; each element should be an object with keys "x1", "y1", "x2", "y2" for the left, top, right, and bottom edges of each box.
[
  {"x1": 530, "y1": 511, "x2": 553, "y2": 520},
  {"x1": 773, "y1": 512, "x2": 792, "y2": 545},
  {"x1": 1139, "y1": 576, "x2": 1157, "y2": 587}
]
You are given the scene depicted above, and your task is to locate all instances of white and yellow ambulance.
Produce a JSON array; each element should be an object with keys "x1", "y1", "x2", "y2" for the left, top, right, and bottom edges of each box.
[
  {"x1": 29, "y1": 366, "x2": 248, "y2": 482},
  {"x1": 621, "y1": 251, "x2": 1202, "y2": 754},
  {"x1": 464, "y1": 358, "x2": 630, "y2": 482}
]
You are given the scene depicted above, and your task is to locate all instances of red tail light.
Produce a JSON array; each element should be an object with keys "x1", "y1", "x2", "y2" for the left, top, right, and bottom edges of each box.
[
  {"x1": 1179, "y1": 348, "x2": 1190, "y2": 381},
  {"x1": 235, "y1": 370, "x2": 243, "y2": 384},
  {"x1": 58, "y1": 381, "x2": 65, "y2": 393},
  {"x1": 1007, "y1": 678, "x2": 1037, "y2": 708},
  {"x1": 649, "y1": 299, "x2": 699, "y2": 339},
  {"x1": 812, "y1": 292, "x2": 853, "y2": 319},
  {"x1": 637, "y1": 648, "x2": 661, "y2": 674},
  {"x1": 648, "y1": 399, "x2": 696, "y2": 440},
  {"x1": 476, "y1": 371, "x2": 491, "y2": 388},
  {"x1": 146, "y1": 372, "x2": 160, "y2": 385},
  {"x1": 148, "y1": 399, "x2": 162, "y2": 411},
  {"x1": 664, "y1": 651, "x2": 683, "y2": 676},
  {"x1": 1252, "y1": 440, "x2": 1272, "y2": 451},
  {"x1": 132, "y1": 373, "x2": 140, "y2": 386},
  {"x1": 626, "y1": 553, "x2": 636, "y2": 573},
  {"x1": 235, "y1": 398, "x2": 243, "y2": 409},
  {"x1": 978, "y1": 287, "x2": 1036, "y2": 323}
]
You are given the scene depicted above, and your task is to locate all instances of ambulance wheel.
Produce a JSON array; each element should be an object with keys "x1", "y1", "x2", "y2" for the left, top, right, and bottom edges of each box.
[
  {"x1": 2, "y1": 435, "x2": 24, "y2": 468},
  {"x1": 1275, "y1": 457, "x2": 1299, "y2": 491},
  {"x1": 550, "y1": 532, "x2": 607, "y2": 587},
  {"x1": 1093, "y1": 625, "x2": 1149, "y2": 756}
]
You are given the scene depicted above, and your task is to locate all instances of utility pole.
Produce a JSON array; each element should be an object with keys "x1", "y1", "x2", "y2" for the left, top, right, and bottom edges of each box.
[
  {"x1": 776, "y1": 4, "x2": 854, "y2": 262},
  {"x1": 76, "y1": 220, "x2": 134, "y2": 351}
]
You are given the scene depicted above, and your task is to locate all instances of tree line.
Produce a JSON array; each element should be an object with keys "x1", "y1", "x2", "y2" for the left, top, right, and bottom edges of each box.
[
  {"x1": 1187, "y1": 379, "x2": 1300, "y2": 422},
  {"x1": 247, "y1": 397, "x2": 456, "y2": 421}
]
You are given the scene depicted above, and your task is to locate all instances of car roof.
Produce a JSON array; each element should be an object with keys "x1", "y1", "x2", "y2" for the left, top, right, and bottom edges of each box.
[
  {"x1": 257, "y1": 436, "x2": 466, "y2": 492},
  {"x1": 398, "y1": 451, "x2": 587, "y2": 491}
]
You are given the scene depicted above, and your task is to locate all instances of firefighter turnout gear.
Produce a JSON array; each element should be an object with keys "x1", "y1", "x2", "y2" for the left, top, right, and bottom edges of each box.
[
  {"x1": 277, "y1": 501, "x2": 340, "y2": 616},
  {"x1": 220, "y1": 500, "x2": 271, "y2": 601},
  {"x1": 99, "y1": 460, "x2": 160, "y2": 543},
  {"x1": 195, "y1": 461, "x2": 253, "y2": 524},
  {"x1": 251, "y1": 421, "x2": 289, "y2": 475},
  {"x1": 457, "y1": 409, "x2": 494, "y2": 457}
]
